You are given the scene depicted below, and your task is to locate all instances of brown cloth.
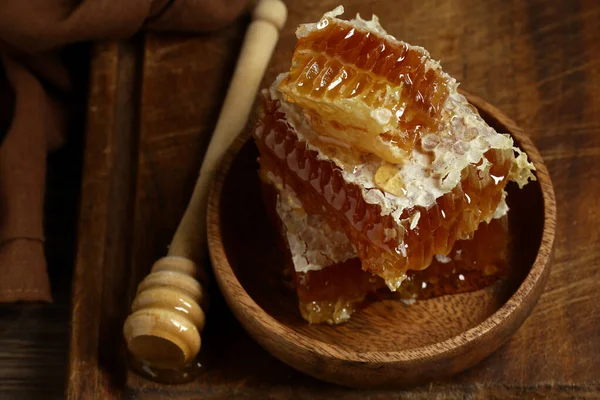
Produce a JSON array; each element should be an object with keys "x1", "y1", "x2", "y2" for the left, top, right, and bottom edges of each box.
[{"x1": 0, "y1": 0, "x2": 248, "y2": 302}]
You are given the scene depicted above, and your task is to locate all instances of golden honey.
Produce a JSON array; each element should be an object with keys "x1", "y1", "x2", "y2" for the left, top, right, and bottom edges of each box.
[
  {"x1": 262, "y1": 171, "x2": 511, "y2": 324},
  {"x1": 279, "y1": 16, "x2": 451, "y2": 163},
  {"x1": 291, "y1": 216, "x2": 509, "y2": 324},
  {"x1": 255, "y1": 96, "x2": 512, "y2": 287}
]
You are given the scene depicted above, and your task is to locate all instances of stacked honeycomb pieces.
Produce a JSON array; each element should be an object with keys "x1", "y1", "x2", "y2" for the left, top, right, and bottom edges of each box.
[{"x1": 253, "y1": 7, "x2": 535, "y2": 324}]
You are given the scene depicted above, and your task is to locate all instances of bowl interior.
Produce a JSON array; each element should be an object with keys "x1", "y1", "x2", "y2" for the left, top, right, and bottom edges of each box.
[{"x1": 217, "y1": 137, "x2": 544, "y2": 353}]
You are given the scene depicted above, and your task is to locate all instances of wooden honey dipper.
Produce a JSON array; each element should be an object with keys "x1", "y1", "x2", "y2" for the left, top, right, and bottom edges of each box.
[{"x1": 123, "y1": 0, "x2": 287, "y2": 377}]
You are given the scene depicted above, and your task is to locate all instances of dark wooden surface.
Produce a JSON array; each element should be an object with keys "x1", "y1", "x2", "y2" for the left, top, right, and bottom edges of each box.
[
  {"x1": 70, "y1": 0, "x2": 600, "y2": 397},
  {"x1": 2, "y1": 0, "x2": 600, "y2": 398}
]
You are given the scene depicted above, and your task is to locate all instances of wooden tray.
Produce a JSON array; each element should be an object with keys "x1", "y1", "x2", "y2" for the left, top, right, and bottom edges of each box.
[{"x1": 67, "y1": 2, "x2": 600, "y2": 398}]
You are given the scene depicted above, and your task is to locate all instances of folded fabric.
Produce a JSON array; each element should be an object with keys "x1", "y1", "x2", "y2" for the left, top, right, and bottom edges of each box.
[{"x1": 0, "y1": 0, "x2": 248, "y2": 302}]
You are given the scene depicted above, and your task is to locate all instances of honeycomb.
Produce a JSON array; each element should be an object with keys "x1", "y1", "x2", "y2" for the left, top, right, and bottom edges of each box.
[
  {"x1": 251, "y1": 7, "x2": 534, "y2": 324},
  {"x1": 295, "y1": 215, "x2": 508, "y2": 324},
  {"x1": 255, "y1": 95, "x2": 512, "y2": 289},
  {"x1": 278, "y1": 12, "x2": 451, "y2": 164},
  {"x1": 295, "y1": 258, "x2": 384, "y2": 324},
  {"x1": 398, "y1": 215, "x2": 509, "y2": 300},
  {"x1": 263, "y1": 171, "x2": 510, "y2": 324}
]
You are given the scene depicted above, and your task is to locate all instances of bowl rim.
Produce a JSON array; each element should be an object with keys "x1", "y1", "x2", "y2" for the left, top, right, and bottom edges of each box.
[{"x1": 207, "y1": 91, "x2": 556, "y2": 364}]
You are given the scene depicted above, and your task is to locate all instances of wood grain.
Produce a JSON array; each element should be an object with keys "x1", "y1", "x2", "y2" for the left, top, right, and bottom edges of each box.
[
  {"x1": 67, "y1": 39, "x2": 143, "y2": 399},
  {"x1": 67, "y1": 0, "x2": 600, "y2": 398},
  {"x1": 205, "y1": 92, "x2": 555, "y2": 388}
]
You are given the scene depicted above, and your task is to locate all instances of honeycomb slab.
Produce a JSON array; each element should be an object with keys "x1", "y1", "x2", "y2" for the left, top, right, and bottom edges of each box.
[{"x1": 252, "y1": 6, "x2": 534, "y2": 323}]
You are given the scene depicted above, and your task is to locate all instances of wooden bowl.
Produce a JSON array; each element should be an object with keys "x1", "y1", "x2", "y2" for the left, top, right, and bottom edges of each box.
[{"x1": 206, "y1": 92, "x2": 556, "y2": 388}]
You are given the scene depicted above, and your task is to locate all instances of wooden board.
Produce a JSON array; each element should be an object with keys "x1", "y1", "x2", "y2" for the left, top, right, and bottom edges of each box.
[{"x1": 67, "y1": 0, "x2": 600, "y2": 398}]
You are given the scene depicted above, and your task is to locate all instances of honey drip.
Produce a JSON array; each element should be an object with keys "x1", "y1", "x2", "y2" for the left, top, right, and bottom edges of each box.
[
  {"x1": 254, "y1": 96, "x2": 512, "y2": 287},
  {"x1": 294, "y1": 258, "x2": 384, "y2": 324},
  {"x1": 130, "y1": 356, "x2": 205, "y2": 384},
  {"x1": 279, "y1": 18, "x2": 450, "y2": 162}
]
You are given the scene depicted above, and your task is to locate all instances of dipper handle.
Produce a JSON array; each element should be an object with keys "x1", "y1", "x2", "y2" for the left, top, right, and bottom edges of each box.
[{"x1": 123, "y1": 0, "x2": 287, "y2": 372}]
